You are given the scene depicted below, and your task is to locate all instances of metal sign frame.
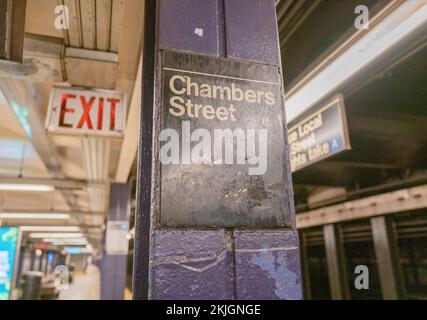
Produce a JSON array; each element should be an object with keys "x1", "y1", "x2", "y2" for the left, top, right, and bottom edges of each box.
[
  {"x1": 288, "y1": 93, "x2": 351, "y2": 172},
  {"x1": 156, "y1": 49, "x2": 294, "y2": 229},
  {"x1": 45, "y1": 86, "x2": 127, "y2": 138}
]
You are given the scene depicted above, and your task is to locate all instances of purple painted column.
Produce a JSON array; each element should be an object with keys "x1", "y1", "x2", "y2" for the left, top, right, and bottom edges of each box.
[
  {"x1": 100, "y1": 183, "x2": 131, "y2": 300},
  {"x1": 136, "y1": 0, "x2": 302, "y2": 300}
]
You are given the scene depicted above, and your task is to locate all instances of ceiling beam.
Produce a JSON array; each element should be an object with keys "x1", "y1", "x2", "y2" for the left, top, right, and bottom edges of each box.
[
  {"x1": 65, "y1": 47, "x2": 118, "y2": 62},
  {"x1": 297, "y1": 184, "x2": 427, "y2": 229},
  {"x1": 115, "y1": 56, "x2": 141, "y2": 182},
  {"x1": 279, "y1": 0, "x2": 321, "y2": 46},
  {"x1": 0, "y1": 34, "x2": 121, "y2": 85},
  {"x1": 0, "y1": 78, "x2": 61, "y2": 174},
  {"x1": 324, "y1": 161, "x2": 403, "y2": 170},
  {"x1": 0, "y1": 77, "x2": 79, "y2": 211},
  {"x1": 81, "y1": 137, "x2": 110, "y2": 213},
  {"x1": 114, "y1": 0, "x2": 144, "y2": 97}
]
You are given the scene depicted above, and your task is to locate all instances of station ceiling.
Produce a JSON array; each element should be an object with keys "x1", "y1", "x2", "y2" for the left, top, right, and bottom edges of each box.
[
  {"x1": 0, "y1": 0, "x2": 144, "y2": 250},
  {"x1": 277, "y1": 0, "x2": 427, "y2": 210}
]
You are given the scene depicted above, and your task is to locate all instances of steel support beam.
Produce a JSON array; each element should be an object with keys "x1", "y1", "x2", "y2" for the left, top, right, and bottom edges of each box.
[
  {"x1": 65, "y1": 47, "x2": 118, "y2": 63},
  {"x1": 299, "y1": 232, "x2": 312, "y2": 299},
  {"x1": 115, "y1": 56, "x2": 142, "y2": 183},
  {"x1": 323, "y1": 224, "x2": 350, "y2": 300},
  {"x1": 100, "y1": 183, "x2": 131, "y2": 300},
  {"x1": 371, "y1": 216, "x2": 406, "y2": 299},
  {"x1": 297, "y1": 184, "x2": 427, "y2": 229}
]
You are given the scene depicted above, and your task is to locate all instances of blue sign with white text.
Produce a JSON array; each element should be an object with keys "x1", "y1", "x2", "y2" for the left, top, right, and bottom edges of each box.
[{"x1": 288, "y1": 95, "x2": 351, "y2": 172}]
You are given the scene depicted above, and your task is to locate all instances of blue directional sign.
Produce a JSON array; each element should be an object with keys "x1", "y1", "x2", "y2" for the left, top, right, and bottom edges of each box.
[{"x1": 288, "y1": 94, "x2": 351, "y2": 172}]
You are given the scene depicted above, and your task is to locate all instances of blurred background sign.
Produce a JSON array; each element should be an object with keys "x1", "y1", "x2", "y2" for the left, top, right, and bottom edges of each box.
[
  {"x1": 288, "y1": 94, "x2": 351, "y2": 172},
  {"x1": 105, "y1": 221, "x2": 129, "y2": 255}
]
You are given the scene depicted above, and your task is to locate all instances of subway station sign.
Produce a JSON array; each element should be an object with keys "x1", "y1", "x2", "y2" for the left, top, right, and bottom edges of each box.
[
  {"x1": 46, "y1": 87, "x2": 127, "y2": 137},
  {"x1": 288, "y1": 94, "x2": 351, "y2": 172},
  {"x1": 158, "y1": 50, "x2": 293, "y2": 228}
]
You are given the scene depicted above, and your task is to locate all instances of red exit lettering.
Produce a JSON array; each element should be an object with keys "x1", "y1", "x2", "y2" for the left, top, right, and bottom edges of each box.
[{"x1": 58, "y1": 94, "x2": 121, "y2": 131}]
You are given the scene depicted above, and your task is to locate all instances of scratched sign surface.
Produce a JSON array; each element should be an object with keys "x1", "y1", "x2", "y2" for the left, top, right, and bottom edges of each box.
[
  {"x1": 158, "y1": 50, "x2": 294, "y2": 228},
  {"x1": 45, "y1": 87, "x2": 127, "y2": 138}
]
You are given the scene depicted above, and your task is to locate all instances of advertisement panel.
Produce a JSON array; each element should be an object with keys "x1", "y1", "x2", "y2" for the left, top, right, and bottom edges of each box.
[{"x1": 0, "y1": 227, "x2": 19, "y2": 300}]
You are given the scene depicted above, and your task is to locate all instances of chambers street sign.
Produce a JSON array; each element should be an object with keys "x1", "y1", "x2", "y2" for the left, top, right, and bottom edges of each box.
[
  {"x1": 157, "y1": 50, "x2": 294, "y2": 228},
  {"x1": 288, "y1": 94, "x2": 351, "y2": 172}
]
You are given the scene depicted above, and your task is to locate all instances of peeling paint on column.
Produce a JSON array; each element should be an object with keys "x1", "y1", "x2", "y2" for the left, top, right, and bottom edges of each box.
[
  {"x1": 158, "y1": 0, "x2": 224, "y2": 56},
  {"x1": 234, "y1": 231, "x2": 303, "y2": 300},
  {"x1": 250, "y1": 251, "x2": 300, "y2": 299},
  {"x1": 150, "y1": 229, "x2": 235, "y2": 300},
  {"x1": 224, "y1": 0, "x2": 280, "y2": 65}
]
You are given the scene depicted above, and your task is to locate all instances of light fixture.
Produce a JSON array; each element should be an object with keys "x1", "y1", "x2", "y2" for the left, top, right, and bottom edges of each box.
[
  {"x1": 55, "y1": 242, "x2": 88, "y2": 245},
  {"x1": 45, "y1": 240, "x2": 88, "y2": 245},
  {"x1": 0, "y1": 183, "x2": 54, "y2": 192},
  {"x1": 20, "y1": 226, "x2": 80, "y2": 232},
  {"x1": 50, "y1": 239, "x2": 89, "y2": 246},
  {"x1": 43, "y1": 237, "x2": 87, "y2": 241},
  {"x1": 285, "y1": 1, "x2": 427, "y2": 122},
  {"x1": 29, "y1": 233, "x2": 84, "y2": 239},
  {"x1": 0, "y1": 213, "x2": 70, "y2": 220}
]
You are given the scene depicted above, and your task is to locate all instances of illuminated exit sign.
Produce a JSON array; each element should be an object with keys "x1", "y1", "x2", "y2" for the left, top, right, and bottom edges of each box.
[{"x1": 45, "y1": 87, "x2": 127, "y2": 137}]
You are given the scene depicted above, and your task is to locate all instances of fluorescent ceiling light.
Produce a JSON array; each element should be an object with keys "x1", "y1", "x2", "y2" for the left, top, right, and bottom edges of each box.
[
  {"x1": 285, "y1": 1, "x2": 427, "y2": 122},
  {"x1": 43, "y1": 237, "x2": 88, "y2": 244},
  {"x1": 0, "y1": 213, "x2": 70, "y2": 220},
  {"x1": 20, "y1": 226, "x2": 80, "y2": 232},
  {"x1": 0, "y1": 183, "x2": 54, "y2": 192},
  {"x1": 30, "y1": 233, "x2": 84, "y2": 238},
  {"x1": 53, "y1": 242, "x2": 88, "y2": 246},
  {"x1": 50, "y1": 240, "x2": 89, "y2": 246}
]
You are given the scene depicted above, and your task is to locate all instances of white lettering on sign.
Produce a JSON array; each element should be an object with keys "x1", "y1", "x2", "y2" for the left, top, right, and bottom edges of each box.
[
  {"x1": 46, "y1": 87, "x2": 127, "y2": 137},
  {"x1": 287, "y1": 94, "x2": 351, "y2": 172}
]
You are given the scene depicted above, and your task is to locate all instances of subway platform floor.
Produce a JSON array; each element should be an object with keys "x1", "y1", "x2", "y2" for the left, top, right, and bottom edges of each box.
[{"x1": 58, "y1": 265, "x2": 100, "y2": 300}]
